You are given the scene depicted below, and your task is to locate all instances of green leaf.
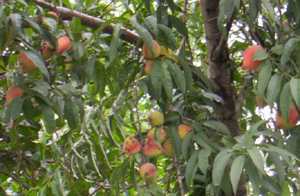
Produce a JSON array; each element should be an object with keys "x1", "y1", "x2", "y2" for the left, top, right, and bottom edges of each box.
[
  {"x1": 212, "y1": 149, "x2": 232, "y2": 186},
  {"x1": 280, "y1": 82, "x2": 292, "y2": 120},
  {"x1": 280, "y1": 37, "x2": 300, "y2": 65},
  {"x1": 253, "y1": 49, "x2": 268, "y2": 61},
  {"x1": 23, "y1": 51, "x2": 49, "y2": 80},
  {"x1": 64, "y1": 98, "x2": 80, "y2": 130},
  {"x1": 166, "y1": 0, "x2": 182, "y2": 12},
  {"x1": 170, "y1": 15, "x2": 188, "y2": 37},
  {"x1": 290, "y1": 77, "x2": 300, "y2": 108},
  {"x1": 42, "y1": 106, "x2": 56, "y2": 132},
  {"x1": 157, "y1": 24, "x2": 177, "y2": 49},
  {"x1": 185, "y1": 151, "x2": 199, "y2": 187},
  {"x1": 281, "y1": 181, "x2": 291, "y2": 196},
  {"x1": 167, "y1": 126, "x2": 182, "y2": 158},
  {"x1": 266, "y1": 74, "x2": 282, "y2": 103},
  {"x1": 257, "y1": 63, "x2": 272, "y2": 96},
  {"x1": 247, "y1": 147, "x2": 264, "y2": 173},
  {"x1": 167, "y1": 61, "x2": 186, "y2": 93},
  {"x1": 182, "y1": 132, "x2": 193, "y2": 160},
  {"x1": 183, "y1": 63, "x2": 193, "y2": 91},
  {"x1": 230, "y1": 155, "x2": 245, "y2": 195},
  {"x1": 9, "y1": 13, "x2": 23, "y2": 38},
  {"x1": 107, "y1": 24, "x2": 121, "y2": 68},
  {"x1": 161, "y1": 61, "x2": 173, "y2": 100},
  {"x1": 130, "y1": 16, "x2": 153, "y2": 51},
  {"x1": 218, "y1": 0, "x2": 240, "y2": 31},
  {"x1": 6, "y1": 96, "x2": 24, "y2": 121},
  {"x1": 263, "y1": 145, "x2": 299, "y2": 161},
  {"x1": 249, "y1": 120, "x2": 266, "y2": 132},
  {"x1": 150, "y1": 61, "x2": 163, "y2": 98},
  {"x1": 198, "y1": 149, "x2": 211, "y2": 176},
  {"x1": 203, "y1": 120, "x2": 230, "y2": 135},
  {"x1": 249, "y1": 0, "x2": 261, "y2": 22},
  {"x1": 144, "y1": 15, "x2": 158, "y2": 36}
]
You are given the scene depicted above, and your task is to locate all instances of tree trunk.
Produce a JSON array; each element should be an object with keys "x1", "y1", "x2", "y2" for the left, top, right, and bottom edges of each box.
[
  {"x1": 200, "y1": 0, "x2": 240, "y2": 137},
  {"x1": 199, "y1": 0, "x2": 247, "y2": 195}
]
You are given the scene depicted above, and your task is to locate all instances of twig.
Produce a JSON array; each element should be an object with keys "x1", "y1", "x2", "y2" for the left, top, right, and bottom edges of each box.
[{"x1": 173, "y1": 157, "x2": 185, "y2": 196}]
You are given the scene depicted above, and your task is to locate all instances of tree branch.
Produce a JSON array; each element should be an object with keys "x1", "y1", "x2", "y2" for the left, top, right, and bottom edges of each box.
[{"x1": 34, "y1": 0, "x2": 140, "y2": 45}]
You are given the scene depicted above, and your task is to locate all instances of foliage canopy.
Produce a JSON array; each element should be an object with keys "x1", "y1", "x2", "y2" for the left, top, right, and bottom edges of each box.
[{"x1": 1, "y1": 0, "x2": 300, "y2": 195}]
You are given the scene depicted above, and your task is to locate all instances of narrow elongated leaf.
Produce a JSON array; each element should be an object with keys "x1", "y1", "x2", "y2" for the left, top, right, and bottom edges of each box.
[
  {"x1": 64, "y1": 98, "x2": 80, "y2": 130},
  {"x1": 167, "y1": 61, "x2": 186, "y2": 92},
  {"x1": 280, "y1": 82, "x2": 292, "y2": 120},
  {"x1": 150, "y1": 61, "x2": 163, "y2": 98},
  {"x1": 185, "y1": 151, "x2": 199, "y2": 187},
  {"x1": 290, "y1": 77, "x2": 300, "y2": 108},
  {"x1": 203, "y1": 120, "x2": 230, "y2": 135},
  {"x1": 182, "y1": 132, "x2": 193, "y2": 160},
  {"x1": 280, "y1": 38, "x2": 300, "y2": 65},
  {"x1": 218, "y1": 0, "x2": 240, "y2": 31},
  {"x1": 247, "y1": 147, "x2": 264, "y2": 173},
  {"x1": 249, "y1": 0, "x2": 261, "y2": 22},
  {"x1": 249, "y1": 120, "x2": 266, "y2": 132},
  {"x1": 107, "y1": 24, "x2": 121, "y2": 68},
  {"x1": 6, "y1": 96, "x2": 24, "y2": 121},
  {"x1": 281, "y1": 181, "x2": 291, "y2": 196},
  {"x1": 198, "y1": 149, "x2": 211, "y2": 176},
  {"x1": 263, "y1": 145, "x2": 299, "y2": 161},
  {"x1": 170, "y1": 15, "x2": 188, "y2": 37},
  {"x1": 230, "y1": 155, "x2": 245, "y2": 195},
  {"x1": 23, "y1": 51, "x2": 49, "y2": 80},
  {"x1": 266, "y1": 74, "x2": 282, "y2": 103},
  {"x1": 130, "y1": 16, "x2": 153, "y2": 51},
  {"x1": 144, "y1": 16, "x2": 158, "y2": 36},
  {"x1": 42, "y1": 106, "x2": 56, "y2": 132},
  {"x1": 253, "y1": 49, "x2": 268, "y2": 61},
  {"x1": 161, "y1": 61, "x2": 173, "y2": 99},
  {"x1": 257, "y1": 63, "x2": 272, "y2": 96},
  {"x1": 157, "y1": 24, "x2": 176, "y2": 49},
  {"x1": 212, "y1": 150, "x2": 232, "y2": 186}
]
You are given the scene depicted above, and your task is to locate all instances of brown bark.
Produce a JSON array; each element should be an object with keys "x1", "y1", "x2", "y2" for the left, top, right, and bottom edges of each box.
[
  {"x1": 34, "y1": 0, "x2": 140, "y2": 45},
  {"x1": 200, "y1": 1, "x2": 246, "y2": 195},
  {"x1": 199, "y1": 0, "x2": 240, "y2": 136}
]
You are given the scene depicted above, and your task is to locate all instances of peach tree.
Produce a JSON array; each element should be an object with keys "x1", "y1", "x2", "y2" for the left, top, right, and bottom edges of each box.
[{"x1": 0, "y1": 0, "x2": 300, "y2": 195}]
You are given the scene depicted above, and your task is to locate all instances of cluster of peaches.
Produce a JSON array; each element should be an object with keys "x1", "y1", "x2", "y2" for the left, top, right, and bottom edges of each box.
[
  {"x1": 122, "y1": 111, "x2": 192, "y2": 182},
  {"x1": 142, "y1": 40, "x2": 161, "y2": 74},
  {"x1": 242, "y1": 45, "x2": 299, "y2": 129},
  {"x1": 5, "y1": 12, "x2": 72, "y2": 106}
]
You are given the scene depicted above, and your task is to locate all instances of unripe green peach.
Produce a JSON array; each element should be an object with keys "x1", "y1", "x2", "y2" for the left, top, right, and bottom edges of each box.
[{"x1": 149, "y1": 111, "x2": 164, "y2": 126}]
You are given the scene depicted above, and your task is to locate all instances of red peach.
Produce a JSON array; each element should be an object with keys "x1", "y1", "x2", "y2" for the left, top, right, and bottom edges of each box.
[
  {"x1": 122, "y1": 136, "x2": 142, "y2": 155},
  {"x1": 178, "y1": 124, "x2": 192, "y2": 139},
  {"x1": 242, "y1": 45, "x2": 264, "y2": 71},
  {"x1": 143, "y1": 137, "x2": 162, "y2": 157},
  {"x1": 144, "y1": 60, "x2": 154, "y2": 74},
  {"x1": 5, "y1": 86, "x2": 23, "y2": 104},
  {"x1": 139, "y1": 162, "x2": 157, "y2": 181},
  {"x1": 143, "y1": 40, "x2": 161, "y2": 59},
  {"x1": 147, "y1": 128, "x2": 167, "y2": 143},
  {"x1": 56, "y1": 36, "x2": 72, "y2": 54}
]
